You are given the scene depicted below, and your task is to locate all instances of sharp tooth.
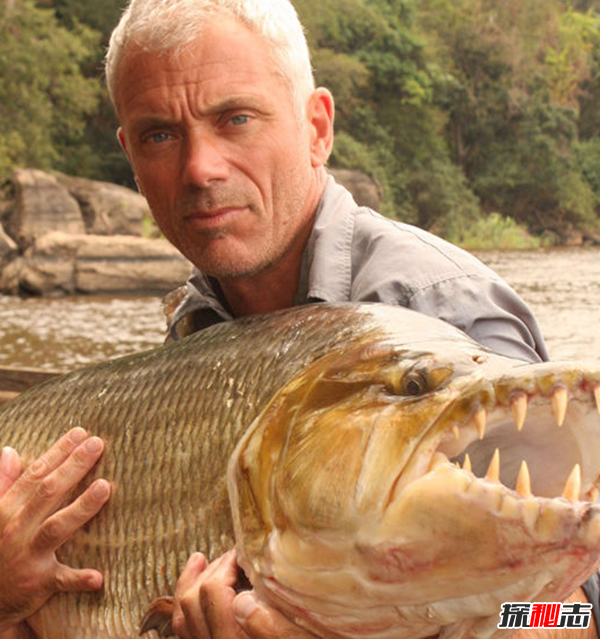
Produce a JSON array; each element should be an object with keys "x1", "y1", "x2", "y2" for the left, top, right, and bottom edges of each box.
[
  {"x1": 516, "y1": 460, "x2": 532, "y2": 498},
  {"x1": 562, "y1": 463, "x2": 581, "y2": 502},
  {"x1": 595, "y1": 386, "x2": 600, "y2": 415},
  {"x1": 452, "y1": 425, "x2": 460, "y2": 440},
  {"x1": 473, "y1": 408, "x2": 486, "y2": 440},
  {"x1": 463, "y1": 453, "x2": 472, "y2": 473},
  {"x1": 552, "y1": 387, "x2": 568, "y2": 427},
  {"x1": 511, "y1": 393, "x2": 527, "y2": 432},
  {"x1": 486, "y1": 449, "x2": 500, "y2": 482}
]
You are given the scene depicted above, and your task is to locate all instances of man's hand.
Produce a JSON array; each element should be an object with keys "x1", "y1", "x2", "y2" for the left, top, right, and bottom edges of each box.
[
  {"x1": 232, "y1": 590, "x2": 319, "y2": 639},
  {"x1": 173, "y1": 551, "x2": 318, "y2": 639},
  {"x1": 0, "y1": 428, "x2": 111, "y2": 632}
]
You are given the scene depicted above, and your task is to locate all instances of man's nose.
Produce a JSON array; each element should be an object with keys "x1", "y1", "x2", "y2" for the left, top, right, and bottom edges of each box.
[{"x1": 182, "y1": 132, "x2": 230, "y2": 187}]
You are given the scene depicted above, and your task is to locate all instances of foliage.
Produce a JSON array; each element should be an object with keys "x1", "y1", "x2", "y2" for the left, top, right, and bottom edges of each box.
[
  {"x1": 33, "y1": 0, "x2": 132, "y2": 185},
  {"x1": 447, "y1": 212, "x2": 542, "y2": 251},
  {"x1": 0, "y1": 0, "x2": 101, "y2": 182},
  {"x1": 295, "y1": 0, "x2": 480, "y2": 229},
  {"x1": 411, "y1": 0, "x2": 600, "y2": 238},
  {"x1": 3, "y1": 0, "x2": 600, "y2": 244}
]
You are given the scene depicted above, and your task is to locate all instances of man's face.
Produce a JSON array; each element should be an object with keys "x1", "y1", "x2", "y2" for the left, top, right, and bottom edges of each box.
[{"x1": 116, "y1": 16, "x2": 322, "y2": 279}]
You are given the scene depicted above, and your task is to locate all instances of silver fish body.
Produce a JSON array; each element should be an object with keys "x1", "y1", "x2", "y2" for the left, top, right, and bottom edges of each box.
[{"x1": 0, "y1": 303, "x2": 599, "y2": 639}]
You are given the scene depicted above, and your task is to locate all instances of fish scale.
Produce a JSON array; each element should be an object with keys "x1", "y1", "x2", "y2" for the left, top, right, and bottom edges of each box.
[{"x1": 0, "y1": 305, "x2": 367, "y2": 639}]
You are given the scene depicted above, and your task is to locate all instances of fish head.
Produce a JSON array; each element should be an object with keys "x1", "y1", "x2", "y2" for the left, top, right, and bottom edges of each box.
[{"x1": 228, "y1": 305, "x2": 600, "y2": 638}]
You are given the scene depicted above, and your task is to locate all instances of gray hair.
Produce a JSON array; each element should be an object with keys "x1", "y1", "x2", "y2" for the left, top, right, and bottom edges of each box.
[{"x1": 105, "y1": 0, "x2": 315, "y2": 115}]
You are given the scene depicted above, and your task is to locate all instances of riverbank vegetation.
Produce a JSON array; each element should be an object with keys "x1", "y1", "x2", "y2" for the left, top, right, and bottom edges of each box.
[{"x1": 2, "y1": 0, "x2": 600, "y2": 247}]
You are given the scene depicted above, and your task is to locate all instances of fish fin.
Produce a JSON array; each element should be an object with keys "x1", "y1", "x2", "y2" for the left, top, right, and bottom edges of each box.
[{"x1": 139, "y1": 596, "x2": 175, "y2": 637}]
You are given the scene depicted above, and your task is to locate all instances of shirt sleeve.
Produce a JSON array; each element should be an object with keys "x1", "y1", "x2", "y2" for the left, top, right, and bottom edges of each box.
[
  {"x1": 408, "y1": 274, "x2": 550, "y2": 364},
  {"x1": 347, "y1": 211, "x2": 550, "y2": 364}
]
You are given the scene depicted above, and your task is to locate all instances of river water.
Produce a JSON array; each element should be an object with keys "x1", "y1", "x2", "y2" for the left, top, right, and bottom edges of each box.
[
  {"x1": 474, "y1": 248, "x2": 600, "y2": 362},
  {"x1": 0, "y1": 247, "x2": 598, "y2": 371}
]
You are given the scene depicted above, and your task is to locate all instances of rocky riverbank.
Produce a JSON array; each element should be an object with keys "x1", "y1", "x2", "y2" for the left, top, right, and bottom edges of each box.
[
  {"x1": 0, "y1": 168, "x2": 192, "y2": 295},
  {"x1": 0, "y1": 168, "x2": 383, "y2": 297}
]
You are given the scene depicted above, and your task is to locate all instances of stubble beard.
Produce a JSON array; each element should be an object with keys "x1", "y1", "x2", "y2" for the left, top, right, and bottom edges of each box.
[{"x1": 172, "y1": 168, "x2": 311, "y2": 280}]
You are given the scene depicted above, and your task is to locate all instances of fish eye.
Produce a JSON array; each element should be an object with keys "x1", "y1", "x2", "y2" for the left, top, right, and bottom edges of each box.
[{"x1": 401, "y1": 371, "x2": 428, "y2": 396}]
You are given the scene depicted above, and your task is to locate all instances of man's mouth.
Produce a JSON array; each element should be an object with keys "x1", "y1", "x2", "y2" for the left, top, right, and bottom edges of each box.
[{"x1": 184, "y1": 206, "x2": 248, "y2": 230}]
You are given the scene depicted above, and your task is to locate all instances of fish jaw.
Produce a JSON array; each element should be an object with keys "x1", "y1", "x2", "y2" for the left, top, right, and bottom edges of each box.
[
  {"x1": 229, "y1": 337, "x2": 600, "y2": 638},
  {"x1": 245, "y1": 468, "x2": 600, "y2": 639}
]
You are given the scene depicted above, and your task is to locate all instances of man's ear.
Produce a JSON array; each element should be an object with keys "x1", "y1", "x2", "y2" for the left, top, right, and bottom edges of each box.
[
  {"x1": 117, "y1": 127, "x2": 129, "y2": 158},
  {"x1": 307, "y1": 88, "x2": 335, "y2": 168},
  {"x1": 117, "y1": 128, "x2": 144, "y2": 196}
]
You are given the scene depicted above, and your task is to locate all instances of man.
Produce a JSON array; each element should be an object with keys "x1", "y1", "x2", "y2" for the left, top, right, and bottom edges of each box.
[{"x1": 0, "y1": 0, "x2": 597, "y2": 637}]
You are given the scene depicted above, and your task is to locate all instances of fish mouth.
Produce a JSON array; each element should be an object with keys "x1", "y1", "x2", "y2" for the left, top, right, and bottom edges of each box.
[
  {"x1": 399, "y1": 363, "x2": 600, "y2": 507},
  {"x1": 230, "y1": 352, "x2": 600, "y2": 638}
]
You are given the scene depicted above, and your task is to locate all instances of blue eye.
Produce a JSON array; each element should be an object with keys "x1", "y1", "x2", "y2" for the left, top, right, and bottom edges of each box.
[
  {"x1": 230, "y1": 115, "x2": 250, "y2": 126},
  {"x1": 148, "y1": 132, "x2": 170, "y2": 144}
]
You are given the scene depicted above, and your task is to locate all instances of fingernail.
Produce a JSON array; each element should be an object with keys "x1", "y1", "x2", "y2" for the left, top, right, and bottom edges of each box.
[
  {"x1": 69, "y1": 428, "x2": 87, "y2": 444},
  {"x1": 92, "y1": 479, "x2": 110, "y2": 500},
  {"x1": 87, "y1": 571, "x2": 103, "y2": 589},
  {"x1": 1, "y1": 446, "x2": 12, "y2": 468},
  {"x1": 189, "y1": 551, "x2": 205, "y2": 567},
  {"x1": 0, "y1": 447, "x2": 17, "y2": 475},
  {"x1": 85, "y1": 437, "x2": 103, "y2": 454},
  {"x1": 233, "y1": 591, "x2": 259, "y2": 624}
]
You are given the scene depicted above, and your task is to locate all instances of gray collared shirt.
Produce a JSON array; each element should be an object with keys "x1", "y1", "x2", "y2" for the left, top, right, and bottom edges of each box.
[{"x1": 170, "y1": 175, "x2": 549, "y2": 363}]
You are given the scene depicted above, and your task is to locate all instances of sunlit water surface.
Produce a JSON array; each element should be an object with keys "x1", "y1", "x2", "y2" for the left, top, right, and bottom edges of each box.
[
  {"x1": 475, "y1": 247, "x2": 600, "y2": 362},
  {"x1": 0, "y1": 247, "x2": 598, "y2": 371},
  {"x1": 0, "y1": 295, "x2": 166, "y2": 370}
]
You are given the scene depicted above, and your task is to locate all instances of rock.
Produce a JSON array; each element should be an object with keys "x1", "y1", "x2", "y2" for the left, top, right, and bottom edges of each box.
[
  {"x1": 0, "y1": 258, "x2": 23, "y2": 295},
  {"x1": 72, "y1": 234, "x2": 191, "y2": 293},
  {"x1": 55, "y1": 173, "x2": 148, "y2": 236},
  {"x1": 329, "y1": 168, "x2": 383, "y2": 210},
  {"x1": 18, "y1": 256, "x2": 76, "y2": 296},
  {"x1": 8, "y1": 169, "x2": 85, "y2": 250},
  {"x1": 1, "y1": 232, "x2": 192, "y2": 295},
  {"x1": 0, "y1": 221, "x2": 17, "y2": 268},
  {"x1": 583, "y1": 229, "x2": 600, "y2": 245},
  {"x1": 564, "y1": 229, "x2": 584, "y2": 247}
]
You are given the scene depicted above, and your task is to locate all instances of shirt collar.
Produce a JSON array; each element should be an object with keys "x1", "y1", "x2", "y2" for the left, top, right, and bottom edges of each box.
[{"x1": 298, "y1": 174, "x2": 356, "y2": 303}]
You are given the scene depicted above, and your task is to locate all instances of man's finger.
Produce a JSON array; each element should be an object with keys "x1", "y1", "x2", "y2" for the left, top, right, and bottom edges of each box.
[
  {"x1": 175, "y1": 552, "x2": 207, "y2": 598},
  {"x1": 53, "y1": 565, "x2": 104, "y2": 593},
  {"x1": 19, "y1": 436, "x2": 105, "y2": 531},
  {"x1": 173, "y1": 553, "x2": 211, "y2": 639},
  {"x1": 30, "y1": 478, "x2": 111, "y2": 552},
  {"x1": 233, "y1": 592, "x2": 319, "y2": 639},
  {"x1": 2, "y1": 428, "x2": 89, "y2": 517},
  {"x1": 0, "y1": 446, "x2": 21, "y2": 498},
  {"x1": 199, "y1": 551, "x2": 248, "y2": 639}
]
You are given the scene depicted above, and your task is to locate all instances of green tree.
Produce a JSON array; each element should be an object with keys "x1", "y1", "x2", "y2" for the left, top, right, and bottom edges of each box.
[
  {"x1": 0, "y1": 0, "x2": 101, "y2": 181},
  {"x1": 415, "y1": 0, "x2": 600, "y2": 238},
  {"x1": 295, "y1": 0, "x2": 480, "y2": 229},
  {"x1": 37, "y1": 0, "x2": 132, "y2": 185}
]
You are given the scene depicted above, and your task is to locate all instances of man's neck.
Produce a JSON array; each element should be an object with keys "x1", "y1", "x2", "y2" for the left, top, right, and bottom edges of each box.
[
  {"x1": 218, "y1": 229, "x2": 307, "y2": 317},
  {"x1": 219, "y1": 271, "x2": 299, "y2": 317},
  {"x1": 217, "y1": 169, "x2": 328, "y2": 317}
]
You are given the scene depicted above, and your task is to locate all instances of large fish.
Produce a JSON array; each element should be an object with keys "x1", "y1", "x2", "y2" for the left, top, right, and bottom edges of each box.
[{"x1": 1, "y1": 303, "x2": 600, "y2": 639}]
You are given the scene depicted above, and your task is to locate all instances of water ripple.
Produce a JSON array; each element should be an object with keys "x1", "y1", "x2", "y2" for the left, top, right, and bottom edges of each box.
[{"x1": 0, "y1": 247, "x2": 598, "y2": 371}]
